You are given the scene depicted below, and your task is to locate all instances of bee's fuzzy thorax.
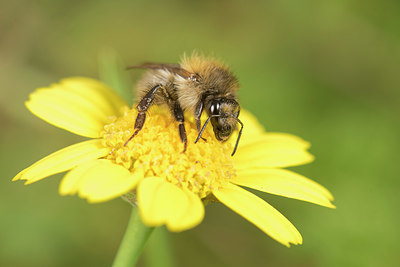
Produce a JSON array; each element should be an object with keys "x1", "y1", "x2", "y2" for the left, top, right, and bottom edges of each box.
[
  {"x1": 179, "y1": 53, "x2": 227, "y2": 74},
  {"x1": 179, "y1": 53, "x2": 239, "y2": 95}
]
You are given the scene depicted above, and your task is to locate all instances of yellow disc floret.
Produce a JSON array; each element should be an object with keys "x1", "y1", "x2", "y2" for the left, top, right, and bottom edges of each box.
[{"x1": 102, "y1": 106, "x2": 236, "y2": 199}]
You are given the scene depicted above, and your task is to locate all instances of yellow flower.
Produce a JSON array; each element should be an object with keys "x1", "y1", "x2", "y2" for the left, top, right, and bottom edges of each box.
[{"x1": 13, "y1": 77, "x2": 335, "y2": 247}]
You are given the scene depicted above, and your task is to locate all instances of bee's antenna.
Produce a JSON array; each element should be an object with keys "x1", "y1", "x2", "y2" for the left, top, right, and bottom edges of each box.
[
  {"x1": 194, "y1": 115, "x2": 220, "y2": 144},
  {"x1": 230, "y1": 116, "x2": 243, "y2": 157}
]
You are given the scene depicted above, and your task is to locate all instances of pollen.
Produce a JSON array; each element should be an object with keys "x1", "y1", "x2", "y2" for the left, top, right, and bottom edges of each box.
[{"x1": 101, "y1": 106, "x2": 236, "y2": 198}]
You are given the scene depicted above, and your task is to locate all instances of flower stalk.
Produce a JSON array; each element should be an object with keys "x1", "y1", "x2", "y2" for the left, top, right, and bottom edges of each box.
[{"x1": 112, "y1": 207, "x2": 154, "y2": 267}]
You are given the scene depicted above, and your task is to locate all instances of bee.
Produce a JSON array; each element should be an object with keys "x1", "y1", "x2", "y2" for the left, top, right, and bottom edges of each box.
[{"x1": 124, "y1": 54, "x2": 244, "y2": 156}]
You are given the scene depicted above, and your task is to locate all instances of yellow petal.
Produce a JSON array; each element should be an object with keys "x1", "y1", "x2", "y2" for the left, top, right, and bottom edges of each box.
[
  {"x1": 137, "y1": 177, "x2": 204, "y2": 232},
  {"x1": 235, "y1": 109, "x2": 266, "y2": 146},
  {"x1": 60, "y1": 159, "x2": 143, "y2": 203},
  {"x1": 13, "y1": 139, "x2": 110, "y2": 184},
  {"x1": 246, "y1": 132, "x2": 311, "y2": 149},
  {"x1": 213, "y1": 183, "x2": 302, "y2": 247},
  {"x1": 235, "y1": 133, "x2": 314, "y2": 168},
  {"x1": 60, "y1": 77, "x2": 127, "y2": 117},
  {"x1": 25, "y1": 77, "x2": 128, "y2": 138},
  {"x1": 233, "y1": 169, "x2": 335, "y2": 208},
  {"x1": 59, "y1": 160, "x2": 99, "y2": 196}
]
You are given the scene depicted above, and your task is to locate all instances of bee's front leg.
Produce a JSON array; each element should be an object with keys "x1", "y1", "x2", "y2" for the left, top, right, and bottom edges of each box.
[{"x1": 194, "y1": 100, "x2": 207, "y2": 142}]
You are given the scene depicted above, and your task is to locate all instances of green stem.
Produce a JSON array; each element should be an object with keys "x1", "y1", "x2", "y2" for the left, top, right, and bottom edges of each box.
[
  {"x1": 145, "y1": 228, "x2": 175, "y2": 267},
  {"x1": 112, "y1": 207, "x2": 154, "y2": 267}
]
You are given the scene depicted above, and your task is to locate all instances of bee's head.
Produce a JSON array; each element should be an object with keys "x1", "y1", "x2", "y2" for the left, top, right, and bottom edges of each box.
[
  {"x1": 205, "y1": 98, "x2": 240, "y2": 141},
  {"x1": 196, "y1": 97, "x2": 243, "y2": 156}
]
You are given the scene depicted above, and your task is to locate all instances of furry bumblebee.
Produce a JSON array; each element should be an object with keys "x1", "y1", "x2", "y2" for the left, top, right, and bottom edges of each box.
[{"x1": 125, "y1": 54, "x2": 243, "y2": 156}]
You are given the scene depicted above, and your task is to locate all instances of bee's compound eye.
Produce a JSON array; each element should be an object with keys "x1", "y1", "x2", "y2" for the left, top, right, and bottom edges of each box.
[{"x1": 210, "y1": 102, "x2": 220, "y2": 115}]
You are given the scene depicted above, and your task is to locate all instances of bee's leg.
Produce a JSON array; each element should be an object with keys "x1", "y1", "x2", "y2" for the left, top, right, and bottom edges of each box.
[
  {"x1": 194, "y1": 100, "x2": 207, "y2": 142},
  {"x1": 124, "y1": 84, "x2": 161, "y2": 146},
  {"x1": 172, "y1": 102, "x2": 188, "y2": 153},
  {"x1": 194, "y1": 101, "x2": 203, "y2": 132}
]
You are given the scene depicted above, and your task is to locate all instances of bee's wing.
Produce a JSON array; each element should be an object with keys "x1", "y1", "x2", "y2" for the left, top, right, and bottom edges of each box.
[{"x1": 126, "y1": 63, "x2": 192, "y2": 79}]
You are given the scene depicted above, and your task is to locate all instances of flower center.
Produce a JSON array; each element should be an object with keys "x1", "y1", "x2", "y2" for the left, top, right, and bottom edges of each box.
[{"x1": 102, "y1": 106, "x2": 236, "y2": 198}]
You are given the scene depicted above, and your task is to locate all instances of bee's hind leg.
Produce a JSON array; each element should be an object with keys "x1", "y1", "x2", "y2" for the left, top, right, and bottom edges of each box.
[{"x1": 124, "y1": 84, "x2": 161, "y2": 146}]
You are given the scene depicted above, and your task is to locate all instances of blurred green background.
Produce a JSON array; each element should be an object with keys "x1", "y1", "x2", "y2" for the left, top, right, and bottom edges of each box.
[{"x1": 1, "y1": 0, "x2": 399, "y2": 266}]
